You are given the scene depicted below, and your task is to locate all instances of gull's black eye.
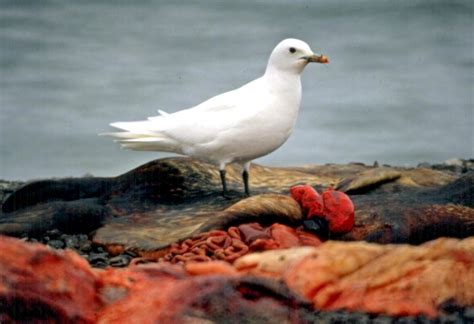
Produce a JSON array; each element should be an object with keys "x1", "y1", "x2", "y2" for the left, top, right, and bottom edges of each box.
[{"x1": 289, "y1": 47, "x2": 296, "y2": 54}]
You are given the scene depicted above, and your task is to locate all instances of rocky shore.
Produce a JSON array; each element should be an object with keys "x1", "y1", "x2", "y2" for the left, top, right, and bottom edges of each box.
[{"x1": 1, "y1": 158, "x2": 473, "y2": 323}]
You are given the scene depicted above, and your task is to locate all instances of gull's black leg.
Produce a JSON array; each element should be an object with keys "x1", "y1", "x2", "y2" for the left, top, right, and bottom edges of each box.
[
  {"x1": 219, "y1": 169, "x2": 230, "y2": 199},
  {"x1": 242, "y1": 170, "x2": 250, "y2": 197},
  {"x1": 242, "y1": 162, "x2": 251, "y2": 197}
]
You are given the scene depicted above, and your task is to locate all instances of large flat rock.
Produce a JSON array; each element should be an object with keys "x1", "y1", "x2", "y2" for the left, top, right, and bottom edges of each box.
[{"x1": 1, "y1": 157, "x2": 472, "y2": 253}]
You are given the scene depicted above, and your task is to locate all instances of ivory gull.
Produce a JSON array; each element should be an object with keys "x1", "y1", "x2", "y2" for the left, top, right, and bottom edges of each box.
[{"x1": 102, "y1": 38, "x2": 329, "y2": 197}]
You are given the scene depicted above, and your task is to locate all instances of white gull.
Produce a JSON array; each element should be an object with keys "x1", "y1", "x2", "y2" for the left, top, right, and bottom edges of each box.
[{"x1": 102, "y1": 38, "x2": 329, "y2": 197}]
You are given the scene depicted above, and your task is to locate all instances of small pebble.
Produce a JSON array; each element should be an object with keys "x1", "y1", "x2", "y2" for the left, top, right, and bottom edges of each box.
[
  {"x1": 88, "y1": 252, "x2": 109, "y2": 265},
  {"x1": 93, "y1": 261, "x2": 108, "y2": 269},
  {"x1": 47, "y1": 240, "x2": 65, "y2": 249},
  {"x1": 346, "y1": 312, "x2": 370, "y2": 324},
  {"x1": 79, "y1": 241, "x2": 92, "y2": 252},
  {"x1": 437, "y1": 314, "x2": 465, "y2": 324},
  {"x1": 414, "y1": 315, "x2": 433, "y2": 324},
  {"x1": 77, "y1": 234, "x2": 89, "y2": 242},
  {"x1": 45, "y1": 229, "x2": 61, "y2": 239},
  {"x1": 463, "y1": 307, "x2": 474, "y2": 321},
  {"x1": 395, "y1": 316, "x2": 417, "y2": 324},
  {"x1": 109, "y1": 254, "x2": 132, "y2": 267},
  {"x1": 64, "y1": 235, "x2": 79, "y2": 249},
  {"x1": 371, "y1": 316, "x2": 393, "y2": 324},
  {"x1": 124, "y1": 250, "x2": 139, "y2": 258}
]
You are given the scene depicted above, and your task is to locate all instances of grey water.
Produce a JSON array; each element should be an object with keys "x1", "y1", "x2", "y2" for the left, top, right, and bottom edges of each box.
[{"x1": 1, "y1": 0, "x2": 473, "y2": 181}]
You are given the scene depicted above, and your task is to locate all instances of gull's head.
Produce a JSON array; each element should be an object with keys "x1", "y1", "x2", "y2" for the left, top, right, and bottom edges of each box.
[{"x1": 266, "y1": 38, "x2": 329, "y2": 75}]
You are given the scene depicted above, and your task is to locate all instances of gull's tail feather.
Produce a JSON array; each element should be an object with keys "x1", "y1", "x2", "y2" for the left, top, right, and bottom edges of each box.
[
  {"x1": 99, "y1": 132, "x2": 151, "y2": 139},
  {"x1": 118, "y1": 138, "x2": 180, "y2": 152},
  {"x1": 100, "y1": 121, "x2": 181, "y2": 153},
  {"x1": 109, "y1": 121, "x2": 158, "y2": 135},
  {"x1": 119, "y1": 140, "x2": 178, "y2": 152}
]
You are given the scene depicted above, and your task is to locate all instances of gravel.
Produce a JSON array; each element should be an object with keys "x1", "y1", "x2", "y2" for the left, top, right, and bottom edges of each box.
[
  {"x1": 22, "y1": 229, "x2": 136, "y2": 268},
  {"x1": 306, "y1": 309, "x2": 474, "y2": 323}
]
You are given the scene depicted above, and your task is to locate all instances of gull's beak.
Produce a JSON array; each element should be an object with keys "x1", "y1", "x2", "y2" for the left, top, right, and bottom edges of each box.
[{"x1": 303, "y1": 54, "x2": 329, "y2": 64}]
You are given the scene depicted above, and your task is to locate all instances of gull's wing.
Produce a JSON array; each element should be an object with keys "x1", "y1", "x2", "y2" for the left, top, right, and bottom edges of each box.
[
  {"x1": 149, "y1": 78, "x2": 262, "y2": 122},
  {"x1": 106, "y1": 77, "x2": 267, "y2": 151},
  {"x1": 146, "y1": 78, "x2": 265, "y2": 143}
]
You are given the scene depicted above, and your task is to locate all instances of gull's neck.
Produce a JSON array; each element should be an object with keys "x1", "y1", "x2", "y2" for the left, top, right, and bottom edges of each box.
[{"x1": 263, "y1": 66, "x2": 302, "y2": 94}]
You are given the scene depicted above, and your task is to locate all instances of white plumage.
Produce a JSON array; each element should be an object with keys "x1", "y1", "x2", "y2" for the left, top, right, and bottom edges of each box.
[{"x1": 102, "y1": 38, "x2": 328, "y2": 196}]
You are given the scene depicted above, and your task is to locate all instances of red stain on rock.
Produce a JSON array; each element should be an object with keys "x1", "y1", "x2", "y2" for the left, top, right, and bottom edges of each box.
[
  {"x1": 1, "y1": 235, "x2": 473, "y2": 321},
  {"x1": 290, "y1": 185, "x2": 355, "y2": 234},
  {"x1": 236, "y1": 238, "x2": 474, "y2": 318},
  {"x1": 184, "y1": 260, "x2": 240, "y2": 276},
  {"x1": 0, "y1": 236, "x2": 101, "y2": 323},
  {"x1": 97, "y1": 269, "x2": 308, "y2": 323}
]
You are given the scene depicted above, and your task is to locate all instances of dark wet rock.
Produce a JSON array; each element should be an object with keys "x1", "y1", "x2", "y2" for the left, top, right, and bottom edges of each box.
[
  {"x1": 341, "y1": 172, "x2": 474, "y2": 244},
  {"x1": 303, "y1": 218, "x2": 330, "y2": 241},
  {"x1": 1, "y1": 157, "x2": 473, "y2": 255}
]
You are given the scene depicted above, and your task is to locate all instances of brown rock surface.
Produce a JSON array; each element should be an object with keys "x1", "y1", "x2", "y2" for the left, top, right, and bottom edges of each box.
[{"x1": 1, "y1": 158, "x2": 472, "y2": 254}]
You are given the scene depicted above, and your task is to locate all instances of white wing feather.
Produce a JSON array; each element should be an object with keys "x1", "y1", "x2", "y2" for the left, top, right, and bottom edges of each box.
[{"x1": 102, "y1": 77, "x2": 267, "y2": 152}]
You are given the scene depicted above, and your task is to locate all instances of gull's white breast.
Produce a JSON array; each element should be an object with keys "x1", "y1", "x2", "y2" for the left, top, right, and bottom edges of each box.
[{"x1": 166, "y1": 75, "x2": 302, "y2": 165}]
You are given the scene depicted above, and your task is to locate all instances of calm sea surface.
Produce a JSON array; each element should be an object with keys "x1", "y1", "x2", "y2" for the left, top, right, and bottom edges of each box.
[{"x1": 1, "y1": 0, "x2": 473, "y2": 180}]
